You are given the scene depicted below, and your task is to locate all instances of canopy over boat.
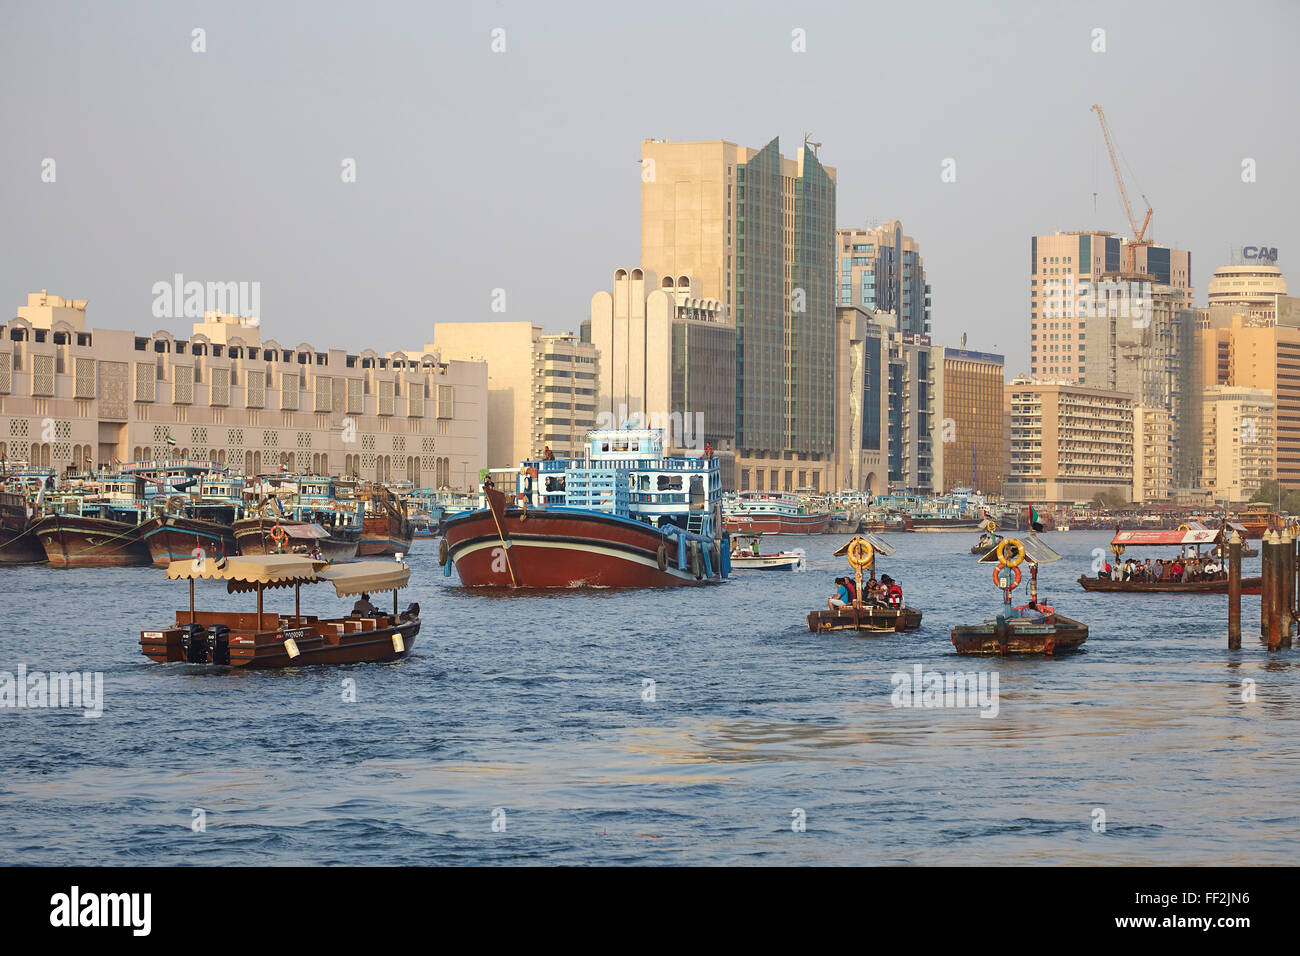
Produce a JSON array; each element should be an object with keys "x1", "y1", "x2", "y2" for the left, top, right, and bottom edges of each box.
[
  {"x1": 317, "y1": 561, "x2": 411, "y2": 596},
  {"x1": 165, "y1": 554, "x2": 325, "y2": 592},
  {"x1": 977, "y1": 534, "x2": 1062, "y2": 564},
  {"x1": 1110, "y1": 529, "x2": 1221, "y2": 547},
  {"x1": 832, "y1": 532, "x2": 896, "y2": 558}
]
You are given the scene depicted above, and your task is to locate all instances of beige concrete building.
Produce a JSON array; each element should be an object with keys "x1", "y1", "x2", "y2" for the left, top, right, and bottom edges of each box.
[
  {"x1": 831, "y1": 307, "x2": 889, "y2": 494},
  {"x1": 585, "y1": 268, "x2": 735, "y2": 481},
  {"x1": 431, "y1": 322, "x2": 597, "y2": 469},
  {"x1": 1132, "y1": 405, "x2": 1174, "y2": 503},
  {"x1": 0, "y1": 292, "x2": 488, "y2": 487},
  {"x1": 1030, "y1": 231, "x2": 1191, "y2": 383},
  {"x1": 1200, "y1": 314, "x2": 1300, "y2": 488},
  {"x1": 931, "y1": 345, "x2": 1005, "y2": 495},
  {"x1": 1003, "y1": 378, "x2": 1134, "y2": 504},
  {"x1": 640, "y1": 137, "x2": 837, "y2": 493},
  {"x1": 1202, "y1": 385, "x2": 1275, "y2": 502},
  {"x1": 836, "y1": 222, "x2": 930, "y2": 335}
]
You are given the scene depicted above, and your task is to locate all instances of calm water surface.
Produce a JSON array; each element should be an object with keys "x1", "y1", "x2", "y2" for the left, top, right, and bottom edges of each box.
[{"x1": 1, "y1": 530, "x2": 1297, "y2": 865}]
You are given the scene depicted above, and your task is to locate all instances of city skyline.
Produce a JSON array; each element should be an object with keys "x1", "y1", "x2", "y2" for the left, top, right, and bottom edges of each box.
[{"x1": 2, "y1": 0, "x2": 1296, "y2": 378}]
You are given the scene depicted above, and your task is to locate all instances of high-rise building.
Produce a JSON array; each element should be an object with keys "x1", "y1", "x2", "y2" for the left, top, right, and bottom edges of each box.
[
  {"x1": 431, "y1": 322, "x2": 597, "y2": 469},
  {"x1": 1201, "y1": 256, "x2": 1293, "y2": 329},
  {"x1": 1201, "y1": 385, "x2": 1275, "y2": 502},
  {"x1": 1003, "y1": 378, "x2": 1134, "y2": 504},
  {"x1": 931, "y1": 346, "x2": 1005, "y2": 495},
  {"x1": 0, "y1": 292, "x2": 488, "y2": 487},
  {"x1": 836, "y1": 222, "x2": 931, "y2": 335},
  {"x1": 886, "y1": 329, "x2": 935, "y2": 493},
  {"x1": 1200, "y1": 315, "x2": 1300, "y2": 489},
  {"x1": 640, "y1": 137, "x2": 837, "y2": 493},
  {"x1": 831, "y1": 306, "x2": 889, "y2": 494},
  {"x1": 584, "y1": 268, "x2": 736, "y2": 483},
  {"x1": 1132, "y1": 405, "x2": 1174, "y2": 503},
  {"x1": 1029, "y1": 231, "x2": 1191, "y2": 383}
]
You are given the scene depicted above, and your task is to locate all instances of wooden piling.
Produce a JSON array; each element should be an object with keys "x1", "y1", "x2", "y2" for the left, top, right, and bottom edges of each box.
[
  {"x1": 1260, "y1": 532, "x2": 1273, "y2": 641},
  {"x1": 1284, "y1": 528, "x2": 1295, "y2": 649},
  {"x1": 1266, "y1": 532, "x2": 1282, "y2": 650},
  {"x1": 1228, "y1": 531, "x2": 1241, "y2": 650}
]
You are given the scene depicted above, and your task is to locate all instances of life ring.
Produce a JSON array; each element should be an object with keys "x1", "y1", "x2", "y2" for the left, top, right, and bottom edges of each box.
[
  {"x1": 846, "y1": 537, "x2": 875, "y2": 570},
  {"x1": 437, "y1": 537, "x2": 449, "y2": 566},
  {"x1": 996, "y1": 537, "x2": 1025, "y2": 568},
  {"x1": 270, "y1": 524, "x2": 289, "y2": 545},
  {"x1": 994, "y1": 564, "x2": 1022, "y2": 589},
  {"x1": 985, "y1": 519, "x2": 997, "y2": 532},
  {"x1": 656, "y1": 543, "x2": 668, "y2": 572},
  {"x1": 1111, "y1": 543, "x2": 1125, "y2": 556},
  {"x1": 1177, "y1": 523, "x2": 1190, "y2": 532}
]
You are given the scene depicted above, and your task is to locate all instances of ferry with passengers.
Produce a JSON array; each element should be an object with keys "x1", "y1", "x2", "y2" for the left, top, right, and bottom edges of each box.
[{"x1": 439, "y1": 426, "x2": 729, "y2": 588}]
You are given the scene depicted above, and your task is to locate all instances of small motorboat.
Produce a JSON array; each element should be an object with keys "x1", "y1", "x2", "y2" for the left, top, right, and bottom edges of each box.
[
  {"x1": 952, "y1": 536, "x2": 1087, "y2": 655},
  {"x1": 729, "y1": 533, "x2": 806, "y2": 571},
  {"x1": 140, "y1": 554, "x2": 420, "y2": 668},
  {"x1": 806, "y1": 534, "x2": 922, "y2": 633}
]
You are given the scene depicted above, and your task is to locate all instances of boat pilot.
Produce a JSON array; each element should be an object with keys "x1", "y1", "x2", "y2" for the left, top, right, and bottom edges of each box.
[{"x1": 352, "y1": 592, "x2": 379, "y2": 617}]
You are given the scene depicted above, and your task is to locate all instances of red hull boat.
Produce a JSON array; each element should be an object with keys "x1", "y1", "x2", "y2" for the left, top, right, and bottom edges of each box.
[
  {"x1": 442, "y1": 492, "x2": 724, "y2": 588},
  {"x1": 724, "y1": 512, "x2": 831, "y2": 535}
]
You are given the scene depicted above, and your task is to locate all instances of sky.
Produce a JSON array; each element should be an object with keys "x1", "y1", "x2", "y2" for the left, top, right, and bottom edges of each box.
[{"x1": 1, "y1": 0, "x2": 1296, "y2": 376}]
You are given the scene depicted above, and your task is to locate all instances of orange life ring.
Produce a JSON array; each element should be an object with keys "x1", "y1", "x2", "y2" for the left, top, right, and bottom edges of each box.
[
  {"x1": 270, "y1": 524, "x2": 289, "y2": 545},
  {"x1": 994, "y1": 564, "x2": 1022, "y2": 589}
]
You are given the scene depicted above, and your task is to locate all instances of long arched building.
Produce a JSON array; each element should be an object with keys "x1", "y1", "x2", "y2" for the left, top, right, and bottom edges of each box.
[{"x1": 0, "y1": 292, "x2": 487, "y2": 488}]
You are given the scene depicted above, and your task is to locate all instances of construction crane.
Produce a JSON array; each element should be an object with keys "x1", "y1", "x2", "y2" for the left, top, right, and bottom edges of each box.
[{"x1": 1091, "y1": 104, "x2": 1152, "y2": 272}]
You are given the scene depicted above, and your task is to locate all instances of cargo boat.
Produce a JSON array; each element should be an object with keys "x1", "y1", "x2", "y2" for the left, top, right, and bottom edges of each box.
[
  {"x1": 724, "y1": 492, "x2": 830, "y2": 535},
  {"x1": 359, "y1": 485, "x2": 414, "y2": 556},
  {"x1": 440, "y1": 427, "x2": 728, "y2": 588}
]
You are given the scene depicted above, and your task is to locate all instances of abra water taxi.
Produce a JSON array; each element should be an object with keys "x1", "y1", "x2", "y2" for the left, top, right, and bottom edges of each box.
[
  {"x1": 1079, "y1": 527, "x2": 1261, "y2": 594},
  {"x1": 140, "y1": 554, "x2": 419, "y2": 668},
  {"x1": 806, "y1": 534, "x2": 921, "y2": 633},
  {"x1": 953, "y1": 536, "x2": 1087, "y2": 655},
  {"x1": 440, "y1": 427, "x2": 728, "y2": 588}
]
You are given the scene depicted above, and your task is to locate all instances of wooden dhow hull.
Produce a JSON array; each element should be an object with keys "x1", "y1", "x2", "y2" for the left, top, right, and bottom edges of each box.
[
  {"x1": 137, "y1": 515, "x2": 239, "y2": 567},
  {"x1": 442, "y1": 506, "x2": 724, "y2": 588},
  {"x1": 807, "y1": 604, "x2": 923, "y2": 633},
  {"x1": 32, "y1": 513, "x2": 150, "y2": 568},
  {"x1": 233, "y1": 517, "x2": 360, "y2": 562},
  {"x1": 951, "y1": 614, "x2": 1088, "y2": 656},
  {"x1": 0, "y1": 493, "x2": 45, "y2": 564},
  {"x1": 724, "y1": 512, "x2": 831, "y2": 535},
  {"x1": 1077, "y1": 574, "x2": 1261, "y2": 595}
]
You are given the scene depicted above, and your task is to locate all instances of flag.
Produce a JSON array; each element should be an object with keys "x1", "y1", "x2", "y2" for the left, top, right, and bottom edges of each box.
[
  {"x1": 1030, "y1": 506, "x2": 1044, "y2": 533},
  {"x1": 165, "y1": 432, "x2": 176, "y2": 448}
]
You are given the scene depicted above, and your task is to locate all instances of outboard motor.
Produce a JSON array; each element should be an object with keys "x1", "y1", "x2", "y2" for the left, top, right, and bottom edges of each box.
[
  {"x1": 179, "y1": 622, "x2": 207, "y2": 663},
  {"x1": 206, "y1": 624, "x2": 231, "y2": 665}
]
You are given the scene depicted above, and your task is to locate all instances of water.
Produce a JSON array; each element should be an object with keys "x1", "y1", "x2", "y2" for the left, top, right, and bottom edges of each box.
[{"x1": 1, "y1": 530, "x2": 1297, "y2": 865}]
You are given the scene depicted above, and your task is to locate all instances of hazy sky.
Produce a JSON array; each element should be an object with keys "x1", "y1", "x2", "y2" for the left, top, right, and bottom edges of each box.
[{"x1": 2, "y1": 0, "x2": 1295, "y2": 375}]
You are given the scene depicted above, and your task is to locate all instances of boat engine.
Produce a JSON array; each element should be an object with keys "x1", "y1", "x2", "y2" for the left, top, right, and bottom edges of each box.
[
  {"x1": 179, "y1": 622, "x2": 207, "y2": 663},
  {"x1": 205, "y1": 624, "x2": 231, "y2": 666}
]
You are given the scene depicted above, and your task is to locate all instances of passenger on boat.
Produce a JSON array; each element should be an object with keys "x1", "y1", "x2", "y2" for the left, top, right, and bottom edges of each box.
[
  {"x1": 1099, "y1": 561, "x2": 1111, "y2": 580},
  {"x1": 543, "y1": 446, "x2": 555, "y2": 461},
  {"x1": 827, "y1": 578, "x2": 850, "y2": 611},
  {"x1": 352, "y1": 593, "x2": 380, "y2": 617}
]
